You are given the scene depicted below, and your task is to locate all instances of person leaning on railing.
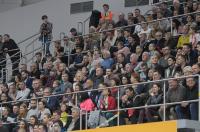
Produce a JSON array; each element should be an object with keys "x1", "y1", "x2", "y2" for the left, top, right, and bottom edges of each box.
[
  {"x1": 158, "y1": 78, "x2": 186, "y2": 120},
  {"x1": 119, "y1": 86, "x2": 143, "y2": 125},
  {"x1": 99, "y1": 86, "x2": 117, "y2": 126},
  {"x1": 2, "y1": 34, "x2": 21, "y2": 76},
  {"x1": 138, "y1": 83, "x2": 163, "y2": 123},
  {"x1": 65, "y1": 107, "x2": 85, "y2": 131},
  {"x1": 175, "y1": 77, "x2": 198, "y2": 120}
]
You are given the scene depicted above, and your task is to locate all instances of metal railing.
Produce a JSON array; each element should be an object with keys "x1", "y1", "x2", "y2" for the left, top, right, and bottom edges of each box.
[
  {"x1": 1, "y1": 8, "x2": 199, "y2": 82},
  {"x1": 63, "y1": 10, "x2": 200, "y2": 41},
  {"x1": 150, "y1": 0, "x2": 186, "y2": 6},
  {"x1": 18, "y1": 32, "x2": 40, "y2": 45},
  {"x1": 0, "y1": 75, "x2": 199, "y2": 128},
  {"x1": 57, "y1": 10, "x2": 200, "y2": 67}
]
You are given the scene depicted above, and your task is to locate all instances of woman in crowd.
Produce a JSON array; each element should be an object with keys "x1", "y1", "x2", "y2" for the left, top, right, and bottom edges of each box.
[
  {"x1": 99, "y1": 87, "x2": 117, "y2": 126},
  {"x1": 13, "y1": 119, "x2": 29, "y2": 132}
]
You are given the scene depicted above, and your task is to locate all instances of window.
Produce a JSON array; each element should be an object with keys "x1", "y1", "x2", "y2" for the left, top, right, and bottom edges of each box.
[
  {"x1": 124, "y1": 0, "x2": 149, "y2": 7},
  {"x1": 70, "y1": 1, "x2": 93, "y2": 14}
]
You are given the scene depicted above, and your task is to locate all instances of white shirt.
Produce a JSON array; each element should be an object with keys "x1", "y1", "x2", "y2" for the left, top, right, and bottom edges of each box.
[{"x1": 16, "y1": 88, "x2": 30, "y2": 101}]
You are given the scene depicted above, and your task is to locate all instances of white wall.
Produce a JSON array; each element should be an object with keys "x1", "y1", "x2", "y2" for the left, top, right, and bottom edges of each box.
[
  {"x1": 0, "y1": 0, "x2": 152, "y2": 79},
  {"x1": 0, "y1": 0, "x2": 22, "y2": 12},
  {"x1": 22, "y1": 0, "x2": 44, "y2": 6},
  {"x1": 0, "y1": 0, "x2": 152, "y2": 44}
]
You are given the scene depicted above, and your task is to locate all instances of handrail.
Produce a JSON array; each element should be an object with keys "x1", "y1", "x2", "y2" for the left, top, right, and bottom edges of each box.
[
  {"x1": 1, "y1": 9, "x2": 200, "y2": 96},
  {"x1": 2, "y1": 10, "x2": 199, "y2": 82},
  {"x1": 0, "y1": 74, "x2": 198, "y2": 105},
  {"x1": 151, "y1": 0, "x2": 187, "y2": 6},
  {"x1": 25, "y1": 35, "x2": 40, "y2": 51},
  {"x1": 0, "y1": 46, "x2": 43, "y2": 73},
  {"x1": 83, "y1": 16, "x2": 91, "y2": 35},
  {"x1": 77, "y1": 22, "x2": 84, "y2": 35},
  {"x1": 0, "y1": 46, "x2": 43, "y2": 83},
  {"x1": 63, "y1": 10, "x2": 200, "y2": 41},
  {"x1": 0, "y1": 50, "x2": 21, "y2": 65},
  {"x1": 137, "y1": 0, "x2": 149, "y2": 6},
  {"x1": 17, "y1": 32, "x2": 40, "y2": 45},
  {"x1": 0, "y1": 75, "x2": 199, "y2": 127}
]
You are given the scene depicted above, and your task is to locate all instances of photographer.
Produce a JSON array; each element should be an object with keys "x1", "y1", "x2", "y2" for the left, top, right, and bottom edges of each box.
[{"x1": 39, "y1": 15, "x2": 53, "y2": 55}]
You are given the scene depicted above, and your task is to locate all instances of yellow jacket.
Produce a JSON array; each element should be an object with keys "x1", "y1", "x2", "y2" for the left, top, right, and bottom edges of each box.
[
  {"x1": 60, "y1": 112, "x2": 68, "y2": 126},
  {"x1": 177, "y1": 35, "x2": 190, "y2": 48}
]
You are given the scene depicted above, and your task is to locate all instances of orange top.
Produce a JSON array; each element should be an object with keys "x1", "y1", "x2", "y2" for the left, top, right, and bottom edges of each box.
[{"x1": 101, "y1": 11, "x2": 113, "y2": 21}]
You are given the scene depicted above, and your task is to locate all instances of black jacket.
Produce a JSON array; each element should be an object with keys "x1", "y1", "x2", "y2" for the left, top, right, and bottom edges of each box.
[
  {"x1": 89, "y1": 10, "x2": 101, "y2": 28},
  {"x1": 3, "y1": 39, "x2": 20, "y2": 57},
  {"x1": 185, "y1": 84, "x2": 198, "y2": 101},
  {"x1": 65, "y1": 116, "x2": 85, "y2": 131}
]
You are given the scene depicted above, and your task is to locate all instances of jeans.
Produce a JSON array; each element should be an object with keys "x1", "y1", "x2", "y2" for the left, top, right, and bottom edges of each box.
[
  {"x1": 175, "y1": 103, "x2": 198, "y2": 120},
  {"x1": 175, "y1": 105, "x2": 185, "y2": 119},
  {"x1": 39, "y1": 36, "x2": 51, "y2": 55},
  {"x1": 189, "y1": 103, "x2": 198, "y2": 120},
  {"x1": 103, "y1": 112, "x2": 116, "y2": 126}
]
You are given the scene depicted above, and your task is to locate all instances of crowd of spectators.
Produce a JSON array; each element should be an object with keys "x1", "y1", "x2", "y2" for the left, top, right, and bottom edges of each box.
[{"x1": 0, "y1": 0, "x2": 200, "y2": 131}]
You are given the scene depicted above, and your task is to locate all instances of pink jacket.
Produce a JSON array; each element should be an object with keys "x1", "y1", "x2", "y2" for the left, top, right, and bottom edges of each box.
[{"x1": 80, "y1": 98, "x2": 95, "y2": 112}]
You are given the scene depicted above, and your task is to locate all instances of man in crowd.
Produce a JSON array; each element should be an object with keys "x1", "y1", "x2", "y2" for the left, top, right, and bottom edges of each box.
[
  {"x1": 39, "y1": 15, "x2": 53, "y2": 55},
  {"x1": 3, "y1": 34, "x2": 20, "y2": 76}
]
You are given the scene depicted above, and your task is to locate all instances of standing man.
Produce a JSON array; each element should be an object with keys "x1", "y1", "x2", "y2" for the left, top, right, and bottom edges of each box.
[
  {"x1": 3, "y1": 34, "x2": 21, "y2": 76},
  {"x1": 101, "y1": 4, "x2": 113, "y2": 21},
  {"x1": 39, "y1": 15, "x2": 53, "y2": 55}
]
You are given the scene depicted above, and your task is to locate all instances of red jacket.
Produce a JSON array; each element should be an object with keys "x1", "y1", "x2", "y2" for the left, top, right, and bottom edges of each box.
[{"x1": 100, "y1": 96, "x2": 116, "y2": 110}]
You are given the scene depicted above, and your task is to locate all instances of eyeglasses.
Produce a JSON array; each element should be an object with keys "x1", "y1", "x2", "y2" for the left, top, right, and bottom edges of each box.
[{"x1": 156, "y1": 34, "x2": 162, "y2": 37}]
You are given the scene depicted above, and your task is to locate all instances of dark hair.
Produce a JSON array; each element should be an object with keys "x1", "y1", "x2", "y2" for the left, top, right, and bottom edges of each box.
[
  {"x1": 121, "y1": 75, "x2": 130, "y2": 84},
  {"x1": 103, "y1": 4, "x2": 109, "y2": 8},
  {"x1": 141, "y1": 62, "x2": 148, "y2": 67},
  {"x1": 80, "y1": 92, "x2": 90, "y2": 102},
  {"x1": 4, "y1": 34, "x2": 10, "y2": 38},
  {"x1": 70, "y1": 28, "x2": 77, "y2": 33},
  {"x1": 30, "y1": 115, "x2": 38, "y2": 125},
  {"x1": 152, "y1": 83, "x2": 162, "y2": 93},
  {"x1": 135, "y1": 8, "x2": 140, "y2": 12},
  {"x1": 41, "y1": 15, "x2": 48, "y2": 20},
  {"x1": 125, "y1": 86, "x2": 134, "y2": 92},
  {"x1": 172, "y1": 19, "x2": 181, "y2": 30},
  {"x1": 15, "y1": 73, "x2": 22, "y2": 82},
  {"x1": 168, "y1": 56, "x2": 176, "y2": 61},
  {"x1": 18, "y1": 119, "x2": 29, "y2": 132},
  {"x1": 187, "y1": 14, "x2": 195, "y2": 21},
  {"x1": 39, "y1": 100, "x2": 47, "y2": 107},
  {"x1": 75, "y1": 83, "x2": 83, "y2": 91},
  {"x1": 118, "y1": 53, "x2": 125, "y2": 58},
  {"x1": 53, "y1": 110, "x2": 61, "y2": 116},
  {"x1": 38, "y1": 124, "x2": 48, "y2": 132},
  {"x1": 35, "y1": 52, "x2": 42, "y2": 56},
  {"x1": 183, "y1": 43, "x2": 192, "y2": 49}
]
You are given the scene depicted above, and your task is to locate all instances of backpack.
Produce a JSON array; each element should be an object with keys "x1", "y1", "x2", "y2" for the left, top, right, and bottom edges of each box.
[{"x1": 88, "y1": 110, "x2": 108, "y2": 128}]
